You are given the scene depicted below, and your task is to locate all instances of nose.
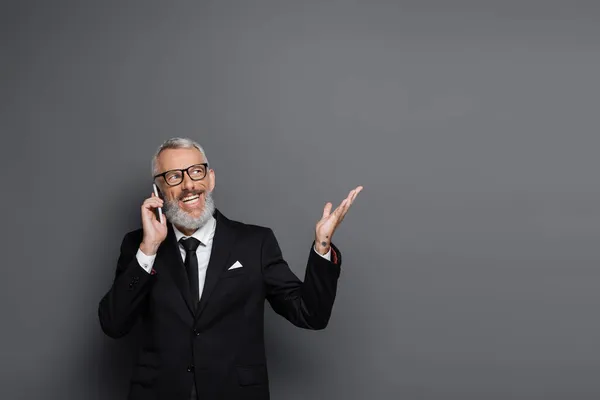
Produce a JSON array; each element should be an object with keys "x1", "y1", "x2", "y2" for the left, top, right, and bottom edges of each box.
[{"x1": 181, "y1": 170, "x2": 196, "y2": 191}]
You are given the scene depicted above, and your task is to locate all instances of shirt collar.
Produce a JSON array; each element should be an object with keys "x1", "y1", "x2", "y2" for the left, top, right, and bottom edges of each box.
[{"x1": 173, "y1": 216, "x2": 216, "y2": 246}]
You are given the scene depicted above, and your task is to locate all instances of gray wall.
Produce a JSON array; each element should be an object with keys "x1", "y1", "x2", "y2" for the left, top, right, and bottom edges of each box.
[{"x1": 3, "y1": 1, "x2": 600, "y2": 399}]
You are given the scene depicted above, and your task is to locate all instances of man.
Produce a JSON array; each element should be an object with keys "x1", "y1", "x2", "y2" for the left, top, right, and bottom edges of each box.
[{"x1": 98, "y1": 137, "x2": 362, "y2": 400}]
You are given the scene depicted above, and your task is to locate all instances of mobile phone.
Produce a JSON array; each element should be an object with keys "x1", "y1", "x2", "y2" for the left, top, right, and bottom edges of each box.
[{"x1": 153, "y1": 183, "x2": 163, "y2": 223}]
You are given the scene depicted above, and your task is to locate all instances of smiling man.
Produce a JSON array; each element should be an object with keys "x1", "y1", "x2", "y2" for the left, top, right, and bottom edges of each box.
[{"x1": 98, "y1": 137, "x2": 362, "y2": 400}]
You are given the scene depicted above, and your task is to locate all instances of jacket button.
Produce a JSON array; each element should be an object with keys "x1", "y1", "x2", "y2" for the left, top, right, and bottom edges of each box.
[
  {"x1": 187, "y1": 365, "x2": 195, "y2": 372},
  {"x1": 193, "y1": 329, "x2": 200, "y2": 336}
]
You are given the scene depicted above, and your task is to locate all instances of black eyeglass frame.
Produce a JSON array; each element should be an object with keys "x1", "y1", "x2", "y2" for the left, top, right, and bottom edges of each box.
[{"x1": 153, "y1": 163, "x2": 209, "y2": 187}]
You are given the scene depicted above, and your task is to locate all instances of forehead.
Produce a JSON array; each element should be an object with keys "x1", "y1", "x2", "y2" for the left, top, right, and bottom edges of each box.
[{"x1": 156, "y1": 148, "x2": 205, "y2": 172}]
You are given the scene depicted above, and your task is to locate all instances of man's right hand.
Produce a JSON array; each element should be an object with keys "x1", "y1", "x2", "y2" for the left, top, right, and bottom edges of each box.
[{"x1": 140, "y1": 192, "x2": 168, "y2": 256}]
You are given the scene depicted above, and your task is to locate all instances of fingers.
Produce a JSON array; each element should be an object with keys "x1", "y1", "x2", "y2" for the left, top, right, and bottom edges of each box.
[
  {"x1": 352, "y1": 186, "x2": 363, "y2": 201},
  {"x1": 333, "y1": 198, "x2": 348, "y2": 217},
  {"x1": 338, "y1": 189, "x2": 356, "y2": 213},
  {"x1": 141, "y1": 194, "x2": 168, "y2": 247},
  {"x1": 143, "y1": 193, "x2": 164, "y2": 210},
  {"x1": 347, "y1": 186, "x2": 362, "y2": 204},
  {"x1": 334, "y1": 186, "x2": 363, "y2": 221},
  {"x1": 141, "y1": 194, "x2": 165, "y2": 225},
  {"x1": 319, "y1": 186, "x2": 363, "y2": 226},
  {"x1": 342, "y1": 186, "x2": 361, "y2": 216},
  {"x1": 328, "y1": 189, "x2": 355, "y2": 218}
]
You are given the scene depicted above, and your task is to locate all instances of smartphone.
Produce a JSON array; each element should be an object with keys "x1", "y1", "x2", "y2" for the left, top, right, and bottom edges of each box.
[{"x1": 153, "y1": 183, "x2": 163, "y2": 223}]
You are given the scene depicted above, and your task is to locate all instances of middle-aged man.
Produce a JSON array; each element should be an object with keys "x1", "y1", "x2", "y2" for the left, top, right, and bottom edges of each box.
[{"x1": 98, "y1": 137, "x2": 362, "y2": 400}]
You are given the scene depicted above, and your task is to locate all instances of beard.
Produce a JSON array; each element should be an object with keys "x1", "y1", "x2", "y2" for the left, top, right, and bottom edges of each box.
[{"x1": 163, "y1": 190, "x2": 216, "y2": 231}]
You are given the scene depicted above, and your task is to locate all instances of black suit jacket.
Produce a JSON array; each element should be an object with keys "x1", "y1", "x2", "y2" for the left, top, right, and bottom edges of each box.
[{"x1": 98, "y1": 209, "x2": 342, "y2": 400}]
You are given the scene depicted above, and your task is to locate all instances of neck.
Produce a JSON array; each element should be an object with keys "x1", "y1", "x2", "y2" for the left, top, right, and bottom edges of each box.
[{"x1": 175, "y1": 224, "x2": 199, "y2": 237}]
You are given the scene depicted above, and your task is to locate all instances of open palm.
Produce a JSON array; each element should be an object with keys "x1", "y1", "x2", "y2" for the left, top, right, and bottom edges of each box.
[{"x1": 315, "y1": 186, "x2": 363, "y2": 250}]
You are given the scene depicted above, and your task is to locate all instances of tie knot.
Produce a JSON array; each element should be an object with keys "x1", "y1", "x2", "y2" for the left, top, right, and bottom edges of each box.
[{"x1": 180, "y1": 237, "x2": 201, "y2": 252}]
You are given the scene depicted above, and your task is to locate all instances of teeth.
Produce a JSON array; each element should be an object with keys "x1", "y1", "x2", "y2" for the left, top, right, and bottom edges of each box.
[{"x1": 182, "y1": 194, "x2": 200, "y2": 202}]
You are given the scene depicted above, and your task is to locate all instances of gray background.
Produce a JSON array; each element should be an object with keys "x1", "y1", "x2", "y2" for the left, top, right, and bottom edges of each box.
[{"x1": 2, "y1": 1, "x2": 600, "y2": 399}]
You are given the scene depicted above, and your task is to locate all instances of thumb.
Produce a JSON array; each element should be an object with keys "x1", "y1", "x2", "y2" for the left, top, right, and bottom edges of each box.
[{"x1": 322, "y1": 202, "x2": 333, "y2": 219}]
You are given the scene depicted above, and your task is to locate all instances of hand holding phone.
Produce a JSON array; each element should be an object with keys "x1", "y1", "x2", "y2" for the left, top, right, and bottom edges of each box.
[{"x1": 140, "y1": 184, "x2": 168, "y2": 256}]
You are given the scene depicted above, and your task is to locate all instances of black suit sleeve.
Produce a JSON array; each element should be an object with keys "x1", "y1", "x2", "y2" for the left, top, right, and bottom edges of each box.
[
  {"x1": 98, "y1": 231, "x2": 156, "y2": 338},
  {"x1": 262, "y1": 228, "x2": 342, "y2": 330}
]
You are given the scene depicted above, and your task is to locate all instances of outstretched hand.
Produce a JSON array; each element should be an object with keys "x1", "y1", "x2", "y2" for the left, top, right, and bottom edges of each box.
[{"x1": 315, "y1": 186, "x2": 363, "y2": 255}]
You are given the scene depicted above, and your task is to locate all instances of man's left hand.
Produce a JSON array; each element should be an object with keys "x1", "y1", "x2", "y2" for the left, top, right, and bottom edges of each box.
[{"x1": 315, "y1": 186, "x2": 363, "y2": 255}]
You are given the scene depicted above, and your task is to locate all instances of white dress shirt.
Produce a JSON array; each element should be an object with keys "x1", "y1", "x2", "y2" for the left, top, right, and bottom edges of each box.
[{"x1": 136, "y1": 217, "x2": 331, "y2": 302}]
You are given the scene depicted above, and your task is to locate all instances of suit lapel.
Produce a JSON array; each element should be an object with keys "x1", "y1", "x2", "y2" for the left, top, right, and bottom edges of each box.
[
  {"x1": 196, "y1": 209, "x2": 238, "y2": 319},
  {"x1": 161, "y1": 223, "x2": 195, "y2": 315}
]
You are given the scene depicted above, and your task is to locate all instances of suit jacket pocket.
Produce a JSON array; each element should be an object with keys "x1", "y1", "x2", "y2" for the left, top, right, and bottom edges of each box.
[
  {"x1": 220, "y1": 267, "x2": 247, "y2": 279},
  {"x1": 131, "y1": 351, "x2": 159, "y2": 387},
  {"x1": 236, "y1": 365, "x2": 268, "y2": 386}
]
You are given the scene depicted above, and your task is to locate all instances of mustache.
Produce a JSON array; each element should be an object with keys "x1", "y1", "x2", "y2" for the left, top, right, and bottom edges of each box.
[{"x1": 178, "y1": 189, "x2": 205, "y2": 201}]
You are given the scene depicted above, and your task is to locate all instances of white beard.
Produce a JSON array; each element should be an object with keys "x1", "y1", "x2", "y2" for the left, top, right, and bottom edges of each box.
[{"x1": 163, "y1": 191, "x2": 216, "y2": 231}]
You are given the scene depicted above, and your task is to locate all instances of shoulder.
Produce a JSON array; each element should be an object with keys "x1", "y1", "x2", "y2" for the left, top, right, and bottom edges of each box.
[
  {"x1": 217, "y1": 210, "x2": 274, "y2": 239},
  {"x1": 224, "y1": 217, "x2": 272, "y2": 236}
]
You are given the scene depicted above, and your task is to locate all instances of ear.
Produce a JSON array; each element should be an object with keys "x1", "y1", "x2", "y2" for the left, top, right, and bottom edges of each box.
[{"x1": 208, "y1": 169, "x2": 216, "y2": 192}]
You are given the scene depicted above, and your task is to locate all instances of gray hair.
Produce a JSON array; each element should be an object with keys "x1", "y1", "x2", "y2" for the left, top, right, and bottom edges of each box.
[{"x1": 151, "y1": 137, "x2": 209, "y2": 176}]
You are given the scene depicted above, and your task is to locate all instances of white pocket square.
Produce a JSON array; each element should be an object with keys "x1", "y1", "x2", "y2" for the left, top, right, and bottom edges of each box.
[{"x1": 228, "y1": 261, "x2": 243, "y2": 270}]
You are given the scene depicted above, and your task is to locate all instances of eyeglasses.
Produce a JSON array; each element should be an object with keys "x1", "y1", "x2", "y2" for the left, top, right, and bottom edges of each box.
[{"x1": 153, "y1": 163, "x2": 208, "y2": 187}]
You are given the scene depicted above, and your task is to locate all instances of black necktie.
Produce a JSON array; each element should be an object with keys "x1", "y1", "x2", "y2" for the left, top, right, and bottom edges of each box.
[{"x1": 180, "y1": 237, "x2": 201, "y2": 307}]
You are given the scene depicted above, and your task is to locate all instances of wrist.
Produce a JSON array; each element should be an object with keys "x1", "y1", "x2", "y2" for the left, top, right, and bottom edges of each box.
[
  {"x1": 140, "y1": 241, "x2": 160, "y2": 256},
  {"x1": 314, "y1": 237, "x2": 331, "y2": 255}
]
